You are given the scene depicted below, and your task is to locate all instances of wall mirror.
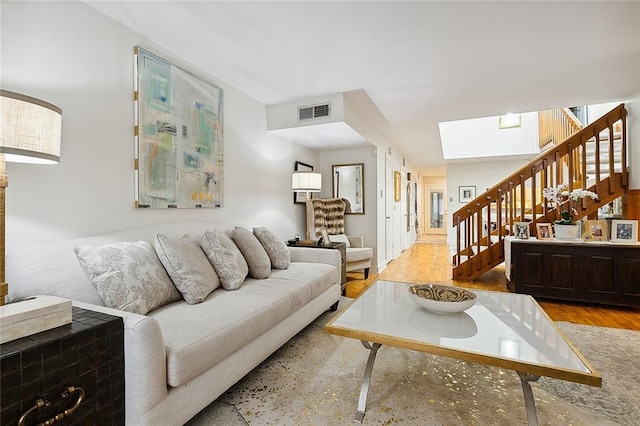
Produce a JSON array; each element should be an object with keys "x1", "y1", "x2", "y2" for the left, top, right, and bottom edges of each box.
[{"x1": 332, "y1": 163, "x2": 364, "y2": 214}]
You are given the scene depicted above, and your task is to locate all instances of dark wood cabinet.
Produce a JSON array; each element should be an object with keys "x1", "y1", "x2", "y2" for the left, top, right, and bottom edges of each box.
[{"x1": 508, "y1": 239, "x2": 640, "y2": 307}]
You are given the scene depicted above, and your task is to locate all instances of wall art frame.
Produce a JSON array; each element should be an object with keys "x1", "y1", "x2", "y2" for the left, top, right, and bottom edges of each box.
[
  {"x1": 394, "y1": 171, "x2": 401, "y2": 202},
  {"x1": 134, "y1": 46, "x2": 224, "y2": 209},
  {"x1": 294, "y1": 161, "x2": 313, "y2": 204},
  {"x1": 459, "y1": 185, "x2": 476, "y2": 203}
]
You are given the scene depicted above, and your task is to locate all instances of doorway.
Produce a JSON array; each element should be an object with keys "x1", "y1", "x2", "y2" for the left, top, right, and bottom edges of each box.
[{"x1": 424, "y1": 185, "x2": 446, "y2": 235}]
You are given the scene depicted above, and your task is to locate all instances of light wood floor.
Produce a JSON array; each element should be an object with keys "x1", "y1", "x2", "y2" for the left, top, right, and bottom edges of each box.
[{"x1": 344, "y1": 235, "x2": 640, "y2": 331}]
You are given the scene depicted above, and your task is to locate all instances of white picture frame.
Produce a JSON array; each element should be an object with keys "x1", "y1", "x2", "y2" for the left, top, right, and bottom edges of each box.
[
  {"x1": 459, "y1": 185, "x2": 476, "y2": 203},
  {"x1": 611, "y1": 220, "x2": 638, "y2": 243}
]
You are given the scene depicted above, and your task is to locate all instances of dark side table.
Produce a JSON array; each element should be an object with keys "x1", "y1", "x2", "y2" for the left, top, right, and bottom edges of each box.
[
  {"x1": 1, "y1": 306, "x2": 124, "y2": 425},
  {"x1": 288, "y1": 241, "x2": 347, "y2": 292}
]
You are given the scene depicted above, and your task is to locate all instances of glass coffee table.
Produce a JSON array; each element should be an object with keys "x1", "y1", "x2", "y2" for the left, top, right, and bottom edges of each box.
[{"x1": 325, "y1": 280, "x2": 601, "y2": 425}]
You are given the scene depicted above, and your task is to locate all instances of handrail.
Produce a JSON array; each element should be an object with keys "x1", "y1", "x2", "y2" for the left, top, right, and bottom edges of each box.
[{"x1": 452, "y1": 104, "x2": 627, "y2": 279}]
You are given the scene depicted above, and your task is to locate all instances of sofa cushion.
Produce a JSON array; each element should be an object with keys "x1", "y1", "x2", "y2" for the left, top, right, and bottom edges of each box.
[
  {"x1": 346, "y1": 247, "x2": 373, "y2": 263},
  {"x1": 232, "y1": 227, "x2": 271, "y2": 279},
  {"x1": 148, "y1": 261, "x2": 337, "y2": 388},
  {"x1": 154, "y1": 234, "x2": 220, "y2": 304},
  {"x1": 328, "y1": 233, "x2": 351, "y2": 248},
  {"x1": 200, "y1": 231, "x2": 248, "y2": 290},
  {"x1": 74, "y1": 241, "x2": 182, "y2": 314},
  {"x1": 253, "y1": 227, "x2": 290, "y2": 269}
]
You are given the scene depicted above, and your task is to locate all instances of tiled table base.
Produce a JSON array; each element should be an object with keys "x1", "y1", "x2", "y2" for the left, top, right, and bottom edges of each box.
[{"x1": 1, "y1": 307, "x2": 124, "y2": 425}]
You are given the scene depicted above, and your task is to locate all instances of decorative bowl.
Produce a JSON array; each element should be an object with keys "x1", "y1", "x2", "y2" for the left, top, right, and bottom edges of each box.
[{"x1": 408, "y1": 284, "x2": 477, "y2": 314}]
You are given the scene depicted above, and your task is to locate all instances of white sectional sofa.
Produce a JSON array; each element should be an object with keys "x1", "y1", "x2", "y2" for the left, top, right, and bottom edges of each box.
[{"x1": 6, "y1": 222, "x2": 341, "y2": 425}]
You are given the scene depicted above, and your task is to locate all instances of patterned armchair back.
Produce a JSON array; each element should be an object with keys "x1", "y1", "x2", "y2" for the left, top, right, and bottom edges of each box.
[{"x1": 308, "y1": 198, "x2": 347, "y2": 238}]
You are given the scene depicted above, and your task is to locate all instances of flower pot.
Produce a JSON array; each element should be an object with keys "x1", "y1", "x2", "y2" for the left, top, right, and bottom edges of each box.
[{"x1": 554, "y1": 224, "x2": 579, "y2": 240}]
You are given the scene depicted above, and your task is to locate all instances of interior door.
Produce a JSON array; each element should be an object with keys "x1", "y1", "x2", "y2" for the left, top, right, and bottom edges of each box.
[
  {"x1": 425, "y1": 185, "x2": 447, "y2": 235},
  {"x1": 385, "y1": 157, "x2": 394, "y2": 262}
]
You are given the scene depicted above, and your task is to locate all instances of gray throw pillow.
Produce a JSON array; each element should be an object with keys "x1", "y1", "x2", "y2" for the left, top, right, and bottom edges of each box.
[
  {"x1": 200, "y1": 231, "x2": 248, "y2": 290},
  {"x1": 253, "y1": 227, "x2": 290, "y2": 269},
  {"x1": 154, "y1": 234, "x2": 220, "y2": 304},
  {"x1": 74, "y1": 241, "x2": 182, "y2": 314},
  {"x1": 231, "y1": 227, "x2": 271, "y2": 279}
]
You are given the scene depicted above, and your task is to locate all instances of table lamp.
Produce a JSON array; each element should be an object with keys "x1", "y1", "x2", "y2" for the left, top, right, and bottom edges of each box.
[
  {"x1": 0, "y1": 90, "x2": 62, "y2": 305},
  {"x1": 292, "y1": 171, "x2": 322, "y2": 243}
]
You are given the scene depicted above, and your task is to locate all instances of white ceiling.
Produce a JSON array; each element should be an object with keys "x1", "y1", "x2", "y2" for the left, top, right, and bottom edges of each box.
[{"x1": 86, "y1": 0, "x2": 640, "y2": 174}]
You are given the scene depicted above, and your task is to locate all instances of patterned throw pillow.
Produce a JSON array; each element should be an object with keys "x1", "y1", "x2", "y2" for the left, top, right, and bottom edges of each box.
[
  {"x1": 253, "y1": 227, "x2": 290, "y2": 269},
  {"x1": 231, "y1": 227, "x2": 271, "y2": 279},
  {"x1": 154, "y1": 234, "x2": 220, "y2": 304},
  {"x1": 74, "y1": 241, "x2": 182, "y2": 314},
  {"x1": 200, "y1": 231, "x2": 249, "y2": 290}
]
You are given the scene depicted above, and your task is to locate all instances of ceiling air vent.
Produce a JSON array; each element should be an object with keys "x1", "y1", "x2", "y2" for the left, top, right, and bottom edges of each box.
[{"x1": 298, "y1": 103, "x2": 331, "y2": 121}]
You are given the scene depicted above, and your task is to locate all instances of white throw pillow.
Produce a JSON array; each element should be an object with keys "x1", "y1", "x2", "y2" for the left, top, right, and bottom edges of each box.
[
  {"x1": 154, "y1": 234, "x2": 220, "y2": 304},
  {"x1": 253, "y1": 227, "x2": 290, "y2": 270},
  {"x1": 200, "y1": 231, "x2": 248, "y2": 290},
  {"x1": 328, "y1": 233, "x2": 351, "y2": 248},
  {"x1": 75, "y1": 241, "x2": 182, "y2": 314},
  {"x1": 232, "y1": 227, "x2": 271, "y2": 279}
]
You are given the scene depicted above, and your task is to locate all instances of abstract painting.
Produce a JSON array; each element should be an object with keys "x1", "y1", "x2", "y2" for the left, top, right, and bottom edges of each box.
[{"x1": 134, "y1": 47, "x2": 223, "y2": 208}]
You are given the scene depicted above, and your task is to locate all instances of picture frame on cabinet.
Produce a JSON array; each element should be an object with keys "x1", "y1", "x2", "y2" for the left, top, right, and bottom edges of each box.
[
  {"x1": 514, "y1": 222, "x2": 530, "y2": 239},
  {"x1": 611, "y1": 220, "x2": 638, "y2": 243},
  {"x1": 536, "y1": 223, "x2": 553, "y2": 240},
  {"x1": 582, "y1": 220, "x2": 608, "y2": 242}
]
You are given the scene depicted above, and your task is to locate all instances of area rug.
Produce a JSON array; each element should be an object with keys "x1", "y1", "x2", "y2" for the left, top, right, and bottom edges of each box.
[{"x1": 187, "y1": 305, "x2": 639, "y2": 425}]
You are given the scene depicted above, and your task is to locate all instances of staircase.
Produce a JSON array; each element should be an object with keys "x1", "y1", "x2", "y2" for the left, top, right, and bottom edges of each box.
[{"x1": 452, "y1": 104, "x2": 628, "y2": 281}]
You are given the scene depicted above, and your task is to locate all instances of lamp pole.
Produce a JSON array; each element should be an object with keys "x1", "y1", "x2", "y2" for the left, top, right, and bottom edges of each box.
[{"x1": 0, "y1": 155, "x2": 8, "y2": 305}]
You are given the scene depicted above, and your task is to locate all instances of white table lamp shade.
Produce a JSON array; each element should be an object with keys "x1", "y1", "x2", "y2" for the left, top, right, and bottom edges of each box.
[
  {"x1": 292, "y1": 171, "x2": 322, "y2": 192},
  {"x1": 0, "y1": 90, "x2": 62, "y2": 306},
  {"x1": 1, "y1": 90, "x2": 62, "y2": 164}
]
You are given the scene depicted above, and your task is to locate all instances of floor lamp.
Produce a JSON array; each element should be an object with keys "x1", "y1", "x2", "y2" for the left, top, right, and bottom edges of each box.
[
  {"x1": 292, "y1": 171, "x2": 322, "y2": 243},
  {"x1": 0, "y1": 90, "x2": 62, "y2": 305}
]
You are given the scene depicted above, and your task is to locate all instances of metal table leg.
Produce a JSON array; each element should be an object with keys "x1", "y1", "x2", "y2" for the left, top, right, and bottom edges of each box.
[
  {"x1": 517, "y1": 372, "x2": 541, "y2": 426},
  {"x1": 354, "y1": 341, "x2": 382, "y2": 423}
]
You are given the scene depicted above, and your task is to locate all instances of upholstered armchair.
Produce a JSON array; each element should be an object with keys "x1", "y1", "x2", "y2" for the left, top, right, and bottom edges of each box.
[{"x1": 307, "y1": 198, "x2": 373, "y2": 279}]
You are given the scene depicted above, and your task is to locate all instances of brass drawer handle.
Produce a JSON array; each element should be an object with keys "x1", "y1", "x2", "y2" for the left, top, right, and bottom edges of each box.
[{"x1": 18, "y1": 386, "x2": 85, "y2": 426}]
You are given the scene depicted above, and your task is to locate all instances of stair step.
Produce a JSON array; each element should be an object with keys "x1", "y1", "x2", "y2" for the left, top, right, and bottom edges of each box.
[{"x1": 585, "y1": 130, "x2": 622, "y2": 143}]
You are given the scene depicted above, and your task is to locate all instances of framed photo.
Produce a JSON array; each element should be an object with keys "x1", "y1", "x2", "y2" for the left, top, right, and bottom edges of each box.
[
  {"x1": 321, "y1": 229, "x2": 330, "y2": 246},
  {"x1": 536, "y1": 223, "x2": 554, "y2": 240},
  {"x1": 611, "y1": 220, "x2": 638, "y2": 243},
  {"x1": 294, "y1": 161, "x2": 313, "y2": 204},
  {"x1": 514, "y1": 222, "x2": 530, "y2": 239},
  {"x1": 582, "y1": 220, "x2": 608, "y2": 241},
  {"x1": 459, "y1": 186, "x2": 476, "y2": 203}
]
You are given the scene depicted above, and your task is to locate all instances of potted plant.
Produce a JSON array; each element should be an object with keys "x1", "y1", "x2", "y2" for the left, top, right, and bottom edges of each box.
[{"x1": 542, "y1": 185, "x2": 598, "y2": 239}]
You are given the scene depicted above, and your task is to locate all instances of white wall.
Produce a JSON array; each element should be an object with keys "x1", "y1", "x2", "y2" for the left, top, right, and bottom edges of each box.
[
  {"x1": 2, "y1": 3, "x2": 317, "y2": 257},
  {"x1": 439, "y1": 112, "x2": 540, "y2": 160}
]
